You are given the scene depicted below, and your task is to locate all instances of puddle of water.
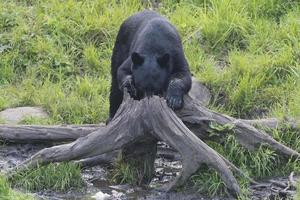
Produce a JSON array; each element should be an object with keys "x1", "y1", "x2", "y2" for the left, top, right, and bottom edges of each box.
[{"x1": 0, "y1": 143, "x2": 298, "y2": 200}]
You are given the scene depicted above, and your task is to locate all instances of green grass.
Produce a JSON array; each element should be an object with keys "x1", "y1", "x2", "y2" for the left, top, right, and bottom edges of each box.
[
  {"x1": 296, "y1": 183, "x2": 300, "y2": 200},
  {"x1": 0, "y1": 118, "x2": 5, "y2": 124},
  {"x1": 0, "y1": 175, "x2": 34, "y2": 200},
  {"x1": 9, "y1": 162, "x2": 84, "y2": 192},
  {"x1": 18, "y1": 116, "x2": 54, "y2": 125},
  {"x1": 0, "y1": 0, "x2": 300, "y2": 198},
  {"x1": 110, "y1": 153, "x2": 154, "y2": 185},
  {"x1": 110, "y1": 157, "x2": 142, "y2": 185},
  {"x1": 190, "y1": 123, "x2": 300, "y2": 198},
  {"x1": 1, "y1": 0, "x2": 299, "y2": 122}
]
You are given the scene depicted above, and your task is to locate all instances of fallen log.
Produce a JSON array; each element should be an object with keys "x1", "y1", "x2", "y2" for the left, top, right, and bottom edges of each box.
[
  {"x1": 177, "y1": 95, "x2": 300, "y2": 156},
  {"x1": 5, "y1": 88, "x2": 299, "y2": 197},
  {"x1": 0, "y1": 124, "x2": 101, "y2": 143},
  {"x1": 1, "y1": 78, "x2": 298, "y2": 144},
  {"x1": 1, "y1": 118, "x2": 298, "y2": 144}
]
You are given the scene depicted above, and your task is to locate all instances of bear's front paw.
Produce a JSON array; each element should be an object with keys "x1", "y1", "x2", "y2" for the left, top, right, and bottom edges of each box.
[
  {"x1": 166, "y1": 93, "x2": 183, "y2": 110},
  {"x1": 122, "y1": 76, "x2": 137, "y2": 98}
]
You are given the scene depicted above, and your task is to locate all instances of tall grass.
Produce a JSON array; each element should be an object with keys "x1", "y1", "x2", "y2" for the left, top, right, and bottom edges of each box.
[
  {"x1": 296, "y1": 183, "x2": 300, "y2": 200},
  {"x1": 9, "y1": 162, "x2": 84, "y2": 192},
  {"x1": 191, "y1": 123, "x2": 300, "y2": 197},
  {"x1": 0, "y1": 0, "x2": 299, "y2": 197},
  {"x1": 0, "y1": 175, "x2": 34, "y2": 200},
  {"x1": 1, "y1": 0, "x2": 299, "y2": 122}
]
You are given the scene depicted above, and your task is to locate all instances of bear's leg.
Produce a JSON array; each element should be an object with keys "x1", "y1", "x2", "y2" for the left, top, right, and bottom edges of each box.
[
  {"x1": 108, "y1": 58, "x2": 132, "y2": 123},
  {"x1": 108, "y1": 34, "x2": 129, "y2": 123},
  {"x1": 108, "y1": 81, "x2": 123, "y2": 123},
  {"x1": 166, "y1": 71, "x2": 192, "y2": 110}
]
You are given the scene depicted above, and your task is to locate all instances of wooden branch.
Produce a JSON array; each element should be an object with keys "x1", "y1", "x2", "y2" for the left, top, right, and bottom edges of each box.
[
  {"x1": 5, "y1": 87, "x2": 299, "y2": 196},
  {"x1": 146, "y1": 98, "x2": 240, "y2": 195},
  {"x1": 241, "y1": 117, "x2": 299, "y2": 129},
  {"x1": 74, "y1": 151, "x2": 118, "y2": 167},
  {"x1": 7, "y1": 92, "x2": 242, "y2": 196},
  {"x1": 1, "y1": 116, "x2": 298, "y2": 144},
  {"x1": 0, "y1": 78, "x2": 298, "y2": 144},
  {"x1": 0, "y1": 125, "x2": 101, "y2": 143},
  {"x1": 0, "y1": 78, "x2": 299, "y2": 143},
  {"x1": 178, "y1": 95, "x2": 300, "y2": 158},
  {"x1": 15, "y1": 96, "x2": 147, "y2": 170}
]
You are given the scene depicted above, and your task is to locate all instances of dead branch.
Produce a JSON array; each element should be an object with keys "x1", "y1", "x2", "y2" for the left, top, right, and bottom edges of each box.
[
  {"x1": 3, "y1": 85, "x2": 299, "y2": 197},
  {"x1": 1, "y1": 118, "x2": 298, "y2": 144},
  {"x1": 178, "y1": 95, "x2": 300, "y2": 158},
  {"x1": 0, "y1": 125, "x2": 101, "y2": 143}
]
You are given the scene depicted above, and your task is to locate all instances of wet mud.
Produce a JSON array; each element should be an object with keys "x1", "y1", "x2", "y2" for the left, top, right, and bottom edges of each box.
[{"x1": 0, "y1": 143, "x2": 298, "y2": 200}]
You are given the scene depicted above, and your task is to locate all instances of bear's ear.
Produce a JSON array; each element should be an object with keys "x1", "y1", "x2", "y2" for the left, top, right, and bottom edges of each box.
[
  {"x1": 157, "y1": 53, "x2": 170, "y2": 67},
  {"x1": 131, "y1": 52, "x2": 144, "y2": 65}
]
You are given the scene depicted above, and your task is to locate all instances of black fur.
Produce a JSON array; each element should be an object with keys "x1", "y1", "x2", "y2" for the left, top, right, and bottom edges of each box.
[{"x1": 108, "y1": 10, "x2": 192, "y2": 121}]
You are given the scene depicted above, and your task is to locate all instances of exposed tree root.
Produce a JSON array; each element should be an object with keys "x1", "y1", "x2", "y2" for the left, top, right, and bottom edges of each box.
[
  {"x1": 1, "y1": 118, "x2": 298, "y2": 144},
  {"x1": 3, "y1": 90, "x2": 299, "y2": 197},
  {"x1": 0, "y1": 124, "x2": 101, "y2": 143},
  {"x1": 74, "y1": 151, "x2": 118, "y2": 167},
  {"x1": 178, "y1": 95, "x2": 300, "y2": 158}
]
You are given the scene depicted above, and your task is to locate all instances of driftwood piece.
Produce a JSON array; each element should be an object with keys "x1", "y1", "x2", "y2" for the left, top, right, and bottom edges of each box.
[
  {"x1": 4, "y1": 88, "x2": 299, "y2": 196},
  {"x1": 1, "y1": 118, "x2": 298, "y2": 144},
  {"x1": 0, "y1": 125, "x2": 101, "y2": 143},
  {"x1": 0, "y1": 77, "x2": 298, "y2": 144},
  {"x1": 74, "y1": 151, "x2": 118, "y2": 167},
  {"x1": 7, "y1": 92, "x2": 240, "y2": 196},
  {"x1": 178, "y1": 96, "x2": 300, "y2": 157}
]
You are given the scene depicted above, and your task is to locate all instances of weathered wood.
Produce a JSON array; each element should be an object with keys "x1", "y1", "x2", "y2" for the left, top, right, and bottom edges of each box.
[
  {"x1": 75, "y1": 151, "x2": 118, "y2": 167},
  {"x1": 15, "y1": 95, "x2": 147, "y2": 169},
  {"x1": 6, "y1": 88, "x2": 299, "y2": 197},
  {"x1": 178, "y1": 95, "x2": 300, "y2": 158},
  {"x1": 241, "y1": 117, "x2": 299, "y2": 129},
  {"x1": 288, "y1": 172, "x2": 296, "y2": 188},
  {"x1": 8, "y1": 93, "x2": 241, "y2": 196},
  {"x1": 121, "y1": 138, "x2": 158, "y2": 184},
  {"x1": 1, "y1": 118, "x2": 298, "y2": 143},
  {"x1": 0, "y1": 78, "x2": 298, "y2": 144},
  {"x1": 0, "y1": 125, "x2": 101, "y2": 143},
  {"x1": 145, "y1": 97, "x2": 240, "y2": 195}
]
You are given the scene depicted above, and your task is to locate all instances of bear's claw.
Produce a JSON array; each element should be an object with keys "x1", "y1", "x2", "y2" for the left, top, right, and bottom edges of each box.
[
  {"x1": 166, "y1": 94, "x2": 183, "y2": 110},
  {"x1": 123, "y1": 76, "x2": 137, "y2": 98}
]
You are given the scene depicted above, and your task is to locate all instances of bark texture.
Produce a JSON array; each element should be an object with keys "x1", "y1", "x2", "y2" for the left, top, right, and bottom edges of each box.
[{"x1": 4, "y1": 89, "x2": 299, "y2": 197}]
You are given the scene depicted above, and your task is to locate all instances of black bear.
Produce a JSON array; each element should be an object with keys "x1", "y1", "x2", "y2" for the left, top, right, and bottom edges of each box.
[{"x1": 108, "y1": 10, "x2": 192, "y2": 122}]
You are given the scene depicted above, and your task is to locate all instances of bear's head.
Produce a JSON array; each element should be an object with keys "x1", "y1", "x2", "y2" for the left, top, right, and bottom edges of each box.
[{"x1": 131, "y1": 52, "x2": 170, "y2": 96}]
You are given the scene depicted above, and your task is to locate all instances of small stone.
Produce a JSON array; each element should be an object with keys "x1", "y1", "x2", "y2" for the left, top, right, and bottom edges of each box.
[
  {"x1": 91, "y1": 191, "x2": 111, "y2": 200},
  {"x1": 189, "y1": 77, "x2": 211, "y2": 106},
  {"x1": 111, "y1": 190, "x2": 124, "y2": 198},
  {"x1": 109, "y1": 184, "x2": 131, "y2": 192},
  {"x1": 0, "y1": 107, "x2": 49, "y2": 124}
]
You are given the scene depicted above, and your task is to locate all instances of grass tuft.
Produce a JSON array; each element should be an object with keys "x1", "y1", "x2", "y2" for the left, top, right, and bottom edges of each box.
[
  {"x1": 190, "y1": 123, "x2": 300, "y2": 197},
  {"x1": 110, "y1": 153, "x2": 154, "y2": 186},
  {"x1": 296, "y1": 183, "x2": 300, "y2": 200},
  {"x1": 9, "y1": 162, "x2": 84, "y2": 192},
  {"x1": 0, "y1": 175, "x2": 34, "y2": 200},
  {"x1": 0, "y1": 0, "x2": 300, "y2": 197}
]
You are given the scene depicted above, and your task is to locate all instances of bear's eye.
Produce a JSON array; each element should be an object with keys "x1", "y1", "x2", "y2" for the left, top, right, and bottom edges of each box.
[
  {"x1": 157, "y1": 53, "x2": 170, "y2": 67},
  {"x1": 131, "y1": 52, "x2": 144, "y2": 65}
]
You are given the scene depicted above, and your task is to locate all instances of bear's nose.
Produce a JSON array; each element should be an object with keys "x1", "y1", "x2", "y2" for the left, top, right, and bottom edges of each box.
[
  {"x1": 150, "y1": 69, "x2": 160, "y2": 79},
  {"x1": 151, "y1": 75, "x2": 158, "y2": 80},
  {"x1": 145, "y1": 86, "x2": 153, "y2": 91}
]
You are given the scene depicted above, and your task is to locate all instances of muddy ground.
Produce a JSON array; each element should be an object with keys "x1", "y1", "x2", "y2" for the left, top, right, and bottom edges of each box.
[{"x1": 0, "y1": 143, "x2": 298, "y2": 200}]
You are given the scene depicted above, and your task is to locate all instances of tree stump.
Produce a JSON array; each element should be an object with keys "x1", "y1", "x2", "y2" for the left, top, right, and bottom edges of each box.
[
  {"x1": 5, "y1": 89, "x2": 300, "y2": 197},
  {"x1": 119, "y1": 138, "x2": 157, "y2": 185}
]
